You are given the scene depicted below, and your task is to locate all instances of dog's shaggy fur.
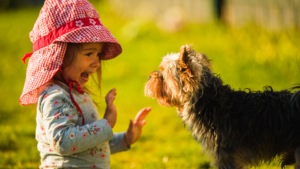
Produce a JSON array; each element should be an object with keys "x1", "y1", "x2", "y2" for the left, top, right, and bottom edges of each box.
[{"x1": 145, "y1": 45, "x2": 300, "y2": 169}]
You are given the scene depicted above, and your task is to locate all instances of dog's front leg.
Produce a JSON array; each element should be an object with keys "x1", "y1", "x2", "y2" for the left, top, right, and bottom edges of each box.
[
  {"x1": 216, "y1": 156, "x2": 247, "y2": 169},
  {"x1": 217, "y1": 163, "x2": 246, "y2": 169}
]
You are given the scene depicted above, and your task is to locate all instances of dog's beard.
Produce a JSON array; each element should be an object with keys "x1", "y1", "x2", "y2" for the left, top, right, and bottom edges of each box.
[{"x1": 145, "y1": 71, "x2": 178, "y2": 107}]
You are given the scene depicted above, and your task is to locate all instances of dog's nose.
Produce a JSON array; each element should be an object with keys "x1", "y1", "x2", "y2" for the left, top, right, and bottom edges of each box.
[{"x1": 148, "y1": 75, "x2": 151, "y2": 80}]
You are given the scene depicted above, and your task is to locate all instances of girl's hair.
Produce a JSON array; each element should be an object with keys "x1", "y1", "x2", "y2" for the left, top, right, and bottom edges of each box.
[{"x1": 37, "y1": 43, "x2": 102, "y2": 98}]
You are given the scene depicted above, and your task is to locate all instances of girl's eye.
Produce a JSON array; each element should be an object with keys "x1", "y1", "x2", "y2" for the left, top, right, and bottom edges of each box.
[
  {"x1": 97, "y1": 53, "x2": 101, "y2": 57},
  {"x1": 86, "y1": 52, "x2": 93, "y2": 56}
]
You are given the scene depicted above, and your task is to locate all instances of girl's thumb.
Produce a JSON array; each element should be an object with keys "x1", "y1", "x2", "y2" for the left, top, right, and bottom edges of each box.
[{"x1": 128, "y1": 119, "x2": 134, "y2": 131}]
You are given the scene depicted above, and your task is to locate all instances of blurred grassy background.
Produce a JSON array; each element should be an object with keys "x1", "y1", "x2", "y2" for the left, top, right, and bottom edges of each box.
[{"x1": 0, "y1": 0, "x2": 300, "y2": 168}]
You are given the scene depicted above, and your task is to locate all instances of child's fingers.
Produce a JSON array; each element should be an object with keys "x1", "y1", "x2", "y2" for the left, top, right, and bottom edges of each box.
[
  {"x1": 106, "y1": 88, "x2": 116, "y2": 97},
  {"x1": 106, "y1": 88, "x2": 117, "y2": 104},
  {"x1": 138, "y1": 107, "x2": 151, "y2": 120},
  {"x1": 134, "y1": 108, "x2": 147, "y2": 122},
  {"x1": 111, "y1": 88, "x2": 116, "y2": 95},
  {"x1": 107, "y1": 96, "x2": 116, "y2": 107},
  {"x1": 134, "y1": 107, "x2": 151, "y2": 124},
  {"x1": 142, "y1": 120, "x2": 146, "y2": 126},
  {"x1": 110, "y1": 96, "x2": 115, "y2": 102}
]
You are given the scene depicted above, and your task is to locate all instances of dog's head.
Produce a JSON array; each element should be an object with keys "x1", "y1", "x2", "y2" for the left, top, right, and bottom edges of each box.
[{"x1": 145, "y1": 45, "x2": 212, "y2": 108}]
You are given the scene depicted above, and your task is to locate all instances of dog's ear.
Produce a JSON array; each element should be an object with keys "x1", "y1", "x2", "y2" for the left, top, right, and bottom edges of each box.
[
  {"x1": 179, "y1": 45, "x2": 192, "y2": 65},
  {"x1": 178, "y1": 45, "x2": 193, "y2": 71},
  {"x1": 178, "y1": 45, "x2": 196, "y2": 92}
]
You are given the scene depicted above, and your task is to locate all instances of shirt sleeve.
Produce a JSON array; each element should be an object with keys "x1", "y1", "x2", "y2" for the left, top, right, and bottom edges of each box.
[
  {"x1": 40, "y1": 89, "x2": 113, "y2": 156},
  {"x1": 109, "y1": 132, "x2": 130, "y2": 154}
]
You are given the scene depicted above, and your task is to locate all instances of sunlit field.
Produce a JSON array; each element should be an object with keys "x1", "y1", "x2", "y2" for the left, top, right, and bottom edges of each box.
[{"x1": 0, "y1": 1, "x2": 299, "y2": 168}]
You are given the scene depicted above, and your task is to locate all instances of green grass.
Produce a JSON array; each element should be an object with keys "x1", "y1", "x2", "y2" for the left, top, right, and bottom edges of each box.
[{"x1": 0, "y1": 1, "x2": 300, "y2": 168}]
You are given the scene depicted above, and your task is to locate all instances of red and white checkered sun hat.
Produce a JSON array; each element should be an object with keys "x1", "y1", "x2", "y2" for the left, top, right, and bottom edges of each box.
[{"x1": 20, "y1": 0, "x2": 122, "y2": 105}]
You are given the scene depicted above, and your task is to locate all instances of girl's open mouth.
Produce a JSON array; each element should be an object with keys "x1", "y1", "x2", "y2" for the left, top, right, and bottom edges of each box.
[{"x1": 81, "y1": 72, "x2": 89, "y2": 82}]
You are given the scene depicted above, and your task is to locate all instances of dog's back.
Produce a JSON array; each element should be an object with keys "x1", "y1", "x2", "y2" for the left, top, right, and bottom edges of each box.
[{"x1": 193, "y1": 72, "x2": 300, "y2": 168}]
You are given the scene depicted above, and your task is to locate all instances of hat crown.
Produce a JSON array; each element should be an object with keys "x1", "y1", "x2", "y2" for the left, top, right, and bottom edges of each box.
[{"x1": 30, "y1": 0, "x2": 99, "y2": 43}]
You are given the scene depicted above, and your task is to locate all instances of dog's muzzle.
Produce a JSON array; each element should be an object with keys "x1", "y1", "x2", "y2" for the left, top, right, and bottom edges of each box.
[{"x1": 148, "y1": 70, "x2": 163, "y2": 80}]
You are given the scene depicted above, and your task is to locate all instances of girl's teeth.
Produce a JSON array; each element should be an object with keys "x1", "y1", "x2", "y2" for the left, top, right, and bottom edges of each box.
[{"x1": 82, "y1": 73, "x2": 88, "y2": 77}]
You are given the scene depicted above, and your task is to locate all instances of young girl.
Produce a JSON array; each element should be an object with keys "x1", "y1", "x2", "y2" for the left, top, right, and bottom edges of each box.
[{"x1": 20, "y1": 0, "x2": 151, "y2": 168}]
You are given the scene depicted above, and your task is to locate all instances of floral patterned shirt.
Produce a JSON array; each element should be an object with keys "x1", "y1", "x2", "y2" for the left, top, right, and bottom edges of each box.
[{"x1": 36, "y1": 84, "x2": 130, "y2": 169}]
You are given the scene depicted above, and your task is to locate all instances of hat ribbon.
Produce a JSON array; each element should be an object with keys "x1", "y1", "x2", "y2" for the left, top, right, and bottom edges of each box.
[
  {"x1": 22, "y1": 17, "x2": 102, "y2": 64},
  {"x1": 59, "y1": 68, "x2": 85, "y2": 125},
  {"x1": 22, "y1": 53, "x2": 33, "y2": 64}
]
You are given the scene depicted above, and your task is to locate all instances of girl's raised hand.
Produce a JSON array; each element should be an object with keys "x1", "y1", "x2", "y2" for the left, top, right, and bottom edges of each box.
[
  {"x1": 103, "y1": 88, "x2": 117, "y2": 128},
  {"x1": 124, "y1": 107, "x2": 151, "y2": 145}
]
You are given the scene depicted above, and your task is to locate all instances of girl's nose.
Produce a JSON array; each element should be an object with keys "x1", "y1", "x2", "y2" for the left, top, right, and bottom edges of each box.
[{"x1": 92, "y1": 57, "x2": 100, "y2": 68}]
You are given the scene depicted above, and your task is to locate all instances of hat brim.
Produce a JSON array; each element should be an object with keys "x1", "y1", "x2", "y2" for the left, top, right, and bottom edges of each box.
[
  {"x1": 20, "y1": 42, "x2": 67, "y2": 105},
  {"x1": 55, "y1": 25, "x2": 122, "y2": 60}
]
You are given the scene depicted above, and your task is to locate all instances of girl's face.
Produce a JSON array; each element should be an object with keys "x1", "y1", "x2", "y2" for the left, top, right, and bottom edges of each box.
[{"x1": 63, "y1": 42, "x2": 104, "y2": 88}]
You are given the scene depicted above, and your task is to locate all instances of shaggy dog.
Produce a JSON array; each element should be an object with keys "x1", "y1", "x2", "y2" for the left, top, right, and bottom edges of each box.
[{"x1": 145, "y1": 45, "x2": 300, "y2": 169}]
